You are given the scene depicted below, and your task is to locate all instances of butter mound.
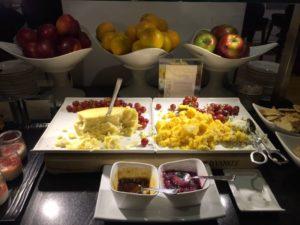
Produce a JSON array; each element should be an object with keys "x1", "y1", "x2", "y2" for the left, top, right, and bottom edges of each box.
[{"x1": 74, "y1": 107, "x2": 138, "y2": 139}]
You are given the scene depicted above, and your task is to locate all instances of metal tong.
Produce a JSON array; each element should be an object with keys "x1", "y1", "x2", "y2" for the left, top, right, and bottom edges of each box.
[{"x1": 247, "y1": 119, "x2": 289, "y2": 165}]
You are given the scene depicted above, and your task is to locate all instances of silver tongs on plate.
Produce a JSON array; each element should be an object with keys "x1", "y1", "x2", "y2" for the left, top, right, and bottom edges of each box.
[
  {"x1": 106, "y1": 78, "x2": 123, "y2": 117},
  {"x1": 247, "y1": 119, "x2": 289, "y2": 165}
]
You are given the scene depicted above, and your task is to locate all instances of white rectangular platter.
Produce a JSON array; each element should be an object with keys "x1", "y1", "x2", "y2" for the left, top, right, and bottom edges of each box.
[
  {"x1": 33, "y1": 97, "x2": 154, "y2": 153},
  {"x1": 32, "y1": 97, "x2": 276, "y2": 154},
  {"x1": 152, "y1": 98, "x2": 276, "y2": 153},
  {"x1": 94, "y1": 164, "x2": 225, "y2": 222}
]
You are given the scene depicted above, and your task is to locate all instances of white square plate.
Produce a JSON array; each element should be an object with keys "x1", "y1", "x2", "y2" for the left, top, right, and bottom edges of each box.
[
  {"x1": 32, "y1": 97, "x2": 154, "y2": 153},
  {"x1": 223, "y1": 169, "x2": 284, "y2": 212},
  {"x1": 153, "y1": 98, "x2": 276, "y2": 153},
  {"x1": 94, "y1": 164, "x2": 225, "y2": 222}
]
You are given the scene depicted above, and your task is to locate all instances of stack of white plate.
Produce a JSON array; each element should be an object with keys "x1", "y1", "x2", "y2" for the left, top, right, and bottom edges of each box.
[
  {"x1": 246, "y1": 60, "x2": 279, "y2": 100},
  {"x1": 0, "y1": 60, "x2": 39, "y2": 98}
]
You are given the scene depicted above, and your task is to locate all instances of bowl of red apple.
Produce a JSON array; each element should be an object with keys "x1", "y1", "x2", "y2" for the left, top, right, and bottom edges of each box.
[
  {"x1": 184, "y1": 24, "x2": 278, "y2": 72},
  {"x1": 0, "y1": 14, "x2": 92, "y2": 73}
]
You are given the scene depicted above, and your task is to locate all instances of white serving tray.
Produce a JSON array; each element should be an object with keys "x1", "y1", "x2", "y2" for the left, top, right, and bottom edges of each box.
[
  {"x1": 224, "y1": 169, "x2": 284, "y2": 212},
  {"x1": 152, "y1": 98, "x2": 275, "y2": 153},
  {"x1": 32, "y1": 97, "x2": 154, "y2": 153},
  {"x1": 94, "y1": 164, "x2": 225, "y2": 222},
  {"x1": 275, "y1": 132, "x2": 300, "y2": 167},
  {"x1": 32, "y1": 97, "x2": 276, "y2": 153}
]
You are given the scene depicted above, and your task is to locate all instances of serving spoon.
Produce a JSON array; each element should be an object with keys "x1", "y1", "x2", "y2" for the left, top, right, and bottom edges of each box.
[
  {"x1": 137, "y1": 185, "x2": 179, "y2": 195},
  {"x1": 183, "y1": 173, "x2": 236, "y2": 182},
  {"x1": 106, "y1": 78, "x2": 123, "y2": 117}
]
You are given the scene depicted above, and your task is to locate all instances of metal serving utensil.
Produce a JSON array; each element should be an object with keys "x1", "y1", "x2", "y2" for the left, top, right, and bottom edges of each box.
[
  {"x1": 247, "y1": 118, "x2": 289, "y2": 165},
  {"x1": 137, "y1": 185, "x2": 179, "y2": 194},
  {"x1": 106, "y1": 78, "x2": 123, "y2": 117},
  {"x1": 183, "y1": 173, "x2": 236, "y2": 182}
]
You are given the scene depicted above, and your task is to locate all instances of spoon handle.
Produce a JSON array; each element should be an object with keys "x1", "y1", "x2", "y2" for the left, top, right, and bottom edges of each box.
[
  {"x1": 193, "y1": 175, "x2": 236, "y2": 181},
  {"x1": 106, "y1": 78, "x2": 123, "y2": 116}
]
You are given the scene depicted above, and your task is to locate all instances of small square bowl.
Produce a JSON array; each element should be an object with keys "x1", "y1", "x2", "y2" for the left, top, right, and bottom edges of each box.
[
  {"x1": 158, "y1": 158, "x2": 209, "y2": 207},
  {"x1": 110, "y1": 161, "x2": 159, "y2": 209}
]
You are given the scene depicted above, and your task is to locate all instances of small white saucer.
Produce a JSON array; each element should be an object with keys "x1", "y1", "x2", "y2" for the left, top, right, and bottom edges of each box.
[{"x1": 224, "y1": 169, "x2": 284, "y2": 212}]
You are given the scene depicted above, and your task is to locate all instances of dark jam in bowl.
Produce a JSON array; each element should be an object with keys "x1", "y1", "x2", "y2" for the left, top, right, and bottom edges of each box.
[
  {"x1": 118, "y1": 177, "x2": 149, "y2": 193},
  {"x1": 162, "y1": 170, "x2": 205, "y2": 193}
]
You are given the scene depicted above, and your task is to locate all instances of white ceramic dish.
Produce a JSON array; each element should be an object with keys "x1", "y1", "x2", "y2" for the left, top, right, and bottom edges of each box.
[
  {"x1": 252, "y1": 103, "x2": 300, "y2": 137},
  {"x1": 184, "y1": 32, "x2": 277, "y2": 72},
  {"x1": 275, "y1": 132, "x2": 300, "y2": 167},
  {"x1": 94, "y1": 164, "x2": 225, "y2": 222},
  {"x1": 0, "y1": 41, "x2": 92, "y2": 73},
  {"x1": 110, "y1": 161, "x2": 159, "y2": 209},
  {"x1": 153, "y1": 97, "x2": 276, "y2": 153},
  {"x1": 95, "y1": 38, "x2": 168, "y2": 70},
  {"x1": 158, "y1": 158, "x2": 209, "y2": 207},
  {"x1": 32, "y1": 97, "x2": 154, "y2": 153},
  {"x1": 224, "y1": 169, "x2": 284, "y2": 212}
]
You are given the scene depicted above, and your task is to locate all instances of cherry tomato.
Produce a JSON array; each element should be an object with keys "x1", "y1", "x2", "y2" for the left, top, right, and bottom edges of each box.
[
  {"x1": 141, "y1": 138, "x2": 149, "y2": 147},
  {"x1": 155, "y1": 103, "x2": 162, "y2": 110}
]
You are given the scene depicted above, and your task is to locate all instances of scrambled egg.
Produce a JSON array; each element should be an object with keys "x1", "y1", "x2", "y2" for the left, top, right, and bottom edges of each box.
[{"x1": 155, "y1": 106, "x2": 250, "y2": 150}]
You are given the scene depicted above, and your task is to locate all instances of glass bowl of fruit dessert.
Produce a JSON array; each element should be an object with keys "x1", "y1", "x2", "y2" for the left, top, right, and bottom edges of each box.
[
  {"x1": 184, "y1": 24, "x2": 277, "y2": 73},
  {"x1": 158, "y1": 158, "x2": 209, "y2": 208},
  {"x1": 95, "y1": 14, "x2": 180, "y2": 71},
  {"x1": 110, "y1": 161, "x2": 159, "y2": 209}
]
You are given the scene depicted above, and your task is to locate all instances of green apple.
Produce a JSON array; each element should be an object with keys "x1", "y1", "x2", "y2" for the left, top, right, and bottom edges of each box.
[{"x1": 193, "y1": 30, "x2": 217, "y2": 52}]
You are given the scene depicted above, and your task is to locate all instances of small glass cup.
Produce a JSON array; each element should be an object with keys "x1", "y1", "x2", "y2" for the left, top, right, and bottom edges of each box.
[
  {"x1": 0, "y1": 152, "x2": 23, "y2": 181},
  {"x1": 0, "y1": 130, "x2": 27, "y2": 160},
  {"x1": 0, "y1": 172, "x2": 9, "y2": 205}
]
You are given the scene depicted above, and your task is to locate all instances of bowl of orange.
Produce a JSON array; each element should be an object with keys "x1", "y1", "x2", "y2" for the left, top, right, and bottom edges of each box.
[{"x1": 94, "y1": 14, "x2": 181, "y2": 70}]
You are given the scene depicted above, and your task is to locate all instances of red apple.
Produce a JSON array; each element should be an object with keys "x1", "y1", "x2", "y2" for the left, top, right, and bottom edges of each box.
[
  {"x1": 37, "y1": 24, "x2": 58, "y2": 42},
  {"x1": 16, "y1": 28, "x2": 37, "y2": 48},
  {"x1": 56, "y1": 37, "x2": 82, "y2": 55},
  {"x1": 216, "y1": 34, "x2": 246, "y2": 59},
  {"x1": 56, "y1": 14, "x2": 80, "y2": 36},
  {"x1": 36, "y1": 40, "x2": 56, "y2": 58},
  {"x1": 78, "y1": 31, "x2": 91, "y2": 48},
  {"x1": 193, "y1": 30, "x2": 217, "y2": 52},
  {"x1": 211, "y1": 24, "x2": 238, "y2": 41},
  {"x1": 22, "y1": 41, "x2": 39, "y2": 58}
]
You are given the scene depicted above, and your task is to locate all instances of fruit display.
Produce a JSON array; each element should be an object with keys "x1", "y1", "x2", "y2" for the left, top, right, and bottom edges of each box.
[
  {"x1": 16, "y1": 14, "x2": 91, "y2": 59},
  {"x1": 96, "y1": 13, "x2": 181, "y2": 55},
  {"x1": 193, "y1": 24, "x2": 249, "y2": 59}
]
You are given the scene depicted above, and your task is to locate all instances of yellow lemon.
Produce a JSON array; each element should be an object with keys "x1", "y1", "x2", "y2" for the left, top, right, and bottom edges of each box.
[
  {"x1": 96, "y1": 22, "x2": 116, "y2": 41},
  {"x1": 162, "y1": 32, "x2": 172, "y2": 52},
  {"x1": 166, "y1": 30, "x2": 181, "y2": 50},
  {"x1": 139, "y1": 28, "x2": 164, "y2": 48},
  {"x1": 101, "y1": 31, "x2": 116, "y2": 51},
  {"x1": 110, "y1": 33, "x2": 132, "y2": 55}
]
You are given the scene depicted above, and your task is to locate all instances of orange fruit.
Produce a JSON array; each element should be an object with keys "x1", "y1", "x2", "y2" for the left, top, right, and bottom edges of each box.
[
  {"x1": 157, "y1": 18, "x2": 168, "y2": 32},
  {"x1": 96, "y1": 22, "x2": 116, "y2": 41},
  {"x1": 166, "y1": 30, "x2": 181, "y2": 49},
  {"x1": 110, "y1": 33, "x2": 132, "y2": 55},
  {"x1": 140, "y1": 13, "x2": 159, "y2": 27},
  {"x1": 101, "y1": 31, "x2": 116, "y2": 51},
  {"x1": 139, "y1": 28, "x2": 164, "y2": 48},
  {"x1": 135, "y1": 21, "x2": 156, "y2": 39},
  {"x1": 162, "y1": 32, "x2": 172, "y2": 52},
  {"x1": 132, "y1": 40, "x2": 144, "y2": 52},
  {"x1": 125, "y1": 25, "x2": 137, "y2": 41}
]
